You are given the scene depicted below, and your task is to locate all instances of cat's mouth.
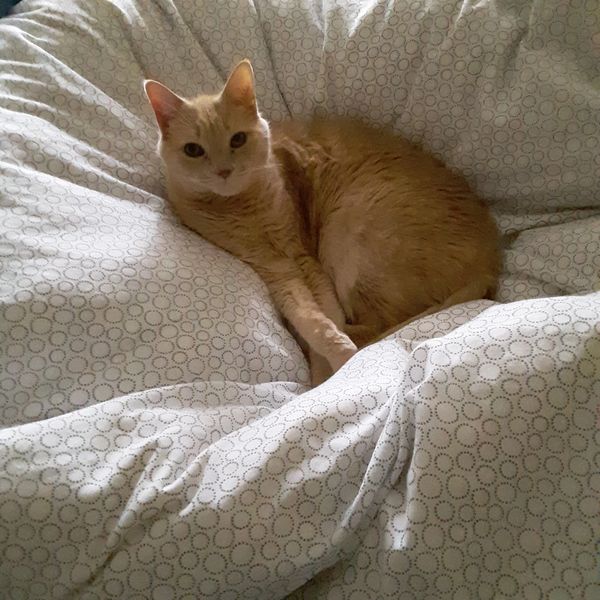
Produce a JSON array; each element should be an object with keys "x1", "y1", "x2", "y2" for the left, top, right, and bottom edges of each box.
[
  {"x1": 208, "y1": 173, "x2": 245, "y2": 198},
  {"x1": 186, "y1": 172, "x2": 241, "y2": 198},
  {"x1": 188, "y1": 166, "x2": 259, "y2": 198}
]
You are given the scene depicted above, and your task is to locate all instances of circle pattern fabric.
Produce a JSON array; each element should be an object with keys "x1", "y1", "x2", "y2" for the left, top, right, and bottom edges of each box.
[{"x1": 0, "y1": 1, "x2": 599, "y2": 599}]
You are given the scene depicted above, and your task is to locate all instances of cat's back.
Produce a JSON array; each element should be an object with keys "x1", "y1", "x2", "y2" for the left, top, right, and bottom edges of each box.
[
  {"x1": 272, "y1": 115, "x2": 494, "y2": 226},
  {"x1": 273, "y1": 116, "x2": 434, "y2": 174},
  {"x1": 272, "y1": 116, "x2": 483, "y2": 203}
]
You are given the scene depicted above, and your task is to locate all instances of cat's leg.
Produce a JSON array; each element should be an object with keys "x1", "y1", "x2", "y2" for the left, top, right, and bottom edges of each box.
[
  {"x1": 290, "y1": 324, "x2": 334, "y2": 384},
  {"x1": 297, "y1": 256, "x2": 347, "y2": 327},
  {"x1": 308, "y1": 348, "x2": 333, "y2": 386},
  {"x1": 265, "y1": 274, "x2": 357, "y2": 371},
  {"x1": 368, "y1": 278, "x2": 496, "y2": 345}
]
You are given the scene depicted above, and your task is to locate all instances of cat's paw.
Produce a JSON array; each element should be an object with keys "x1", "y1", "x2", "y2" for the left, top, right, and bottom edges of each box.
[{"x1": 328, "y1": 341, "x2": 357, "y2": 372}]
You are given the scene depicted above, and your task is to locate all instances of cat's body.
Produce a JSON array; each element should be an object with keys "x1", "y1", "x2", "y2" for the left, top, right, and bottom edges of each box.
[
  {"x1": 273, "y1": 118, "x2": 500, "y2": 335},
  {"x1": 145, "y1": 60, "x2": 501, "y2": 383}
]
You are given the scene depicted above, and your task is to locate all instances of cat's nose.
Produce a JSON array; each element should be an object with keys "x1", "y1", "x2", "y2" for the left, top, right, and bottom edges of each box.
[{"x1": 216, "y1": 169, "x2": 232, "y2": 180}]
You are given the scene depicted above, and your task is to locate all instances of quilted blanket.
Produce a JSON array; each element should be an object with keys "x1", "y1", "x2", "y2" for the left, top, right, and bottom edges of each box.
[{"x1": 0, "y1": 1, "x2": 599, "y2": 599}]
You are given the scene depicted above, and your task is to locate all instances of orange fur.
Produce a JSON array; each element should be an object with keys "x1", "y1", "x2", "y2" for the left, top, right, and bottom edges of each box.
[{"x1": 145, "y1": 60, "x2": 501, "y2": 385}]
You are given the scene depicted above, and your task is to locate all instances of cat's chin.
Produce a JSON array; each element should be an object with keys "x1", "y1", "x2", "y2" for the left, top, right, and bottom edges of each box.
[
  {"x1": 205, "y1": 177, "x2": 251, "y2": 198},
  {"x1": 208, "y1": 184, "x2": 245, "y2": 198}
]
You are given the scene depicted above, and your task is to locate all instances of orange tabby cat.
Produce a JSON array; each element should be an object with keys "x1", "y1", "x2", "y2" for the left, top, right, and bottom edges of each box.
[{"x1": 145, "y1": 60, "x2": 500, "y2": 384}]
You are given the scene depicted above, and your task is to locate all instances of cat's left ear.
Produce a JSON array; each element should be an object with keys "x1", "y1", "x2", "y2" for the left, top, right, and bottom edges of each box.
[
  {"x1": 144, "y1": 80, "x2": 184, "y2": 135},
  {"x1": 221, "y1": 59, "x2": 257, "y2": 114}
]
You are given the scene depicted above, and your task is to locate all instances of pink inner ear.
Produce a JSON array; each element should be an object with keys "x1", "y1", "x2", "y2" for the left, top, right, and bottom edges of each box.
[
  {"x1": 232, "y1": 85, "x2": 252, "y2": 105},
  {"x1": 144, "y1": 80, "x2": 183, "y2": 134},
  {"x1": 229, "y1": 89, "x2": 256, "y2": 115}
]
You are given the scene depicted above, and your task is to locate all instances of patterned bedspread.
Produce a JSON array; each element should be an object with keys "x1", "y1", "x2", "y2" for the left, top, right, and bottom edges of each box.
[{"x1": 0, "y1": 1, "x2": 598, "y2": 598}]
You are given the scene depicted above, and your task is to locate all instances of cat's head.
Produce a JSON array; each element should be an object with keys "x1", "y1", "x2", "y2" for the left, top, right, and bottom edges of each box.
[{"x1": 144, "y1": 60, "x2": 270, "y2": 197}]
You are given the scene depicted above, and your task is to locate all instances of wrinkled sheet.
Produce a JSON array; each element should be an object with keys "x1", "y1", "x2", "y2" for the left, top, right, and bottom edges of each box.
[{"x1": 0, "y1": 0, "x2": 599, "y2": 598}]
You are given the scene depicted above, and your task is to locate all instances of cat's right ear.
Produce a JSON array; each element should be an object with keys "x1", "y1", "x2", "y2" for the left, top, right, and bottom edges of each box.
[{"x1": 144, "y1": 80, "x2": 184, "y2": 136}]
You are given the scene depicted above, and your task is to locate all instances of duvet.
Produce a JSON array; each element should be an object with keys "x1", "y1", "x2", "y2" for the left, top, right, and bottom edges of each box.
[{"x1": 0, "y1": 1, "x2": 598, "y2": 598}]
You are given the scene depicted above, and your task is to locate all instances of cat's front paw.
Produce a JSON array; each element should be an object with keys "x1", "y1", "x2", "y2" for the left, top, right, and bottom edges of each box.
[{"x1": 328, "y1": 341, "x2": 357, "y2": 372}]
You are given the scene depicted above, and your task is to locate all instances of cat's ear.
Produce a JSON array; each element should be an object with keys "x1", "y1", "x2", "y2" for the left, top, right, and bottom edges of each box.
[
  {"x1": 221, "y1": 59, "x2": 257, "y2": 114},
  {"x1": 144, "y1": 80, "x2": 184, "y2": 135}
]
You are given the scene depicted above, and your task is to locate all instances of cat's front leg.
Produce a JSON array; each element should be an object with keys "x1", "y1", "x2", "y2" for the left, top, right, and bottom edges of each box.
[
  {"x1": 261, "y1": 268, "x2": 357, "y2": 372},
  {"x1": 297, "y1": 255, "x2": 347, "y2": 328},
  {"x1": 308, "y1": 348, "x2": 333, "y2": 386}
]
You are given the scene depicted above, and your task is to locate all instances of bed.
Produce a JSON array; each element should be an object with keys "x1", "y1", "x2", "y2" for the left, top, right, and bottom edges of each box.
[{"x1": 0, "y1": 0, "x2": 598, "y2": 598}]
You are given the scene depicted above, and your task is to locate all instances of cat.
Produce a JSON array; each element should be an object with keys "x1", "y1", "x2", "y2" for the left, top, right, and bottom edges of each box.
[{"x1": 144, "y1": 59, "x2": 501, "y2": 384}]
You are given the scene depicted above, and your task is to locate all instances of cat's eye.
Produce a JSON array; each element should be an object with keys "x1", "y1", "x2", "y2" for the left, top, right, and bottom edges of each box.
[
  {"x1": 183, "y1": 143, "x2": 205, "y2": 158},
  {"x1": 230, "y1": 132, "x2": 247, "y2": 149}
]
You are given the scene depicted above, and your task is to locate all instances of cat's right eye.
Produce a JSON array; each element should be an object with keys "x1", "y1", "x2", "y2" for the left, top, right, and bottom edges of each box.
[{"x1": 183, "y1": 143, "x2": 205, "y2": 158}]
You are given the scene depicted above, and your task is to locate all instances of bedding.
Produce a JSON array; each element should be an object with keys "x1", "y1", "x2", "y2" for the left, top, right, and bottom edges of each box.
[{"x1": 0, "y1": 0, "x2": 598, "y2": 598}]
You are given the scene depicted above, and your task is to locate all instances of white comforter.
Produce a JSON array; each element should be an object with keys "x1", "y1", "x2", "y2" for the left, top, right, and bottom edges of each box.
[{"x1": 0, "y1": 1, "x2": 598, "y2": 598}]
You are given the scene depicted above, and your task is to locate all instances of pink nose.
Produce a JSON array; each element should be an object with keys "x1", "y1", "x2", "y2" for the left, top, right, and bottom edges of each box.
[{"x1": 216, "y1": 169, "x2": 232, "y2": 180}]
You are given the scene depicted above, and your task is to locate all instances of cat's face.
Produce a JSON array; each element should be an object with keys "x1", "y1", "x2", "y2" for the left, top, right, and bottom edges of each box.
[{"x1": 145, "y1": 60, "x2": 270, "y2": 197}]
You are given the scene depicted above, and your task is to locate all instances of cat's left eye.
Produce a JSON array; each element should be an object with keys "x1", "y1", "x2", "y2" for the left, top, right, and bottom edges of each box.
[
  {"x1": 230, "y1": 132, "x2": 247, "y2": 149},
  {"x1": 183, "y1": 143, "x2": 205, "y2": 158}
]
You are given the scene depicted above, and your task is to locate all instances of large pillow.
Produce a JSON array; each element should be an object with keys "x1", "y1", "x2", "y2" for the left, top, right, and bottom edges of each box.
[{"x1": 2, "y1": 0, "x2": 600, "y2": 431}]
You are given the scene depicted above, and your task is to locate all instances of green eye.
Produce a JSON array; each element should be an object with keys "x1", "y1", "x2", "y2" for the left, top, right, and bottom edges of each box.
[
  {"x1": 183, "y1": 143, "x2": 204, "y2": 157},
  {"x1": 230, "y1": 132, "x2": 247, "y2": 149}
]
